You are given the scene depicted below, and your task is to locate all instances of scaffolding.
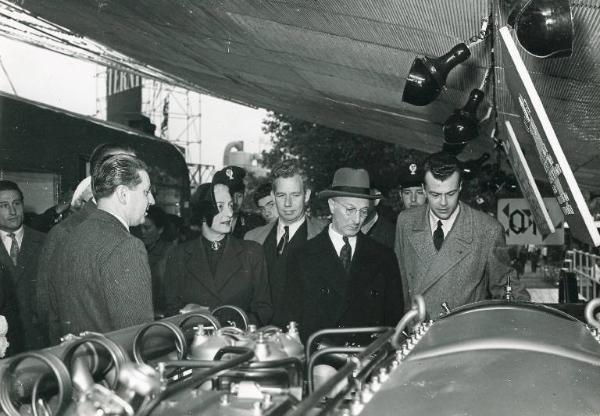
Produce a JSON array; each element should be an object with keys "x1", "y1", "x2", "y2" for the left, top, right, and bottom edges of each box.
[{"x1": 95, "y1": 66, "x2": 213, "y2": 189}]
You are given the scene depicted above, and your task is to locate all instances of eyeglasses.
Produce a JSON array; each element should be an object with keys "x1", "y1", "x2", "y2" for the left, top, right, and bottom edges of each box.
[
  {"x1": 258, "y1": 201, "x2": 275, "y2": 213},
  {"x1": 334, "y1": 200, "x2": 369, "y2": 218}
]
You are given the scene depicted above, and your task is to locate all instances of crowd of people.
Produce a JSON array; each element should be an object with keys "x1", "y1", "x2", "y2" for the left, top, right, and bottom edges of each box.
[{"x1": 0, "y1": 143, "x2": 531, "y2": 357}]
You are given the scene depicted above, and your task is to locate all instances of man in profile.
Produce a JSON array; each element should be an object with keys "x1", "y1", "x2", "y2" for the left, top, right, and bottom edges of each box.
[
  {"x1": 282, "y1": 167, "x2": 403, "y2": 341},
  {"x1": 36, "y1": 143, "x2": 135, "y2": 344},
  {"x1": 395, "y1": 152, "x2": 529, "y2": 317},
  {"x1": 245, "y1": 160, "x2": 327, "y2": 325},
  {"x1": 48, "y1": 154, "x2": 155, "y2": 341}
]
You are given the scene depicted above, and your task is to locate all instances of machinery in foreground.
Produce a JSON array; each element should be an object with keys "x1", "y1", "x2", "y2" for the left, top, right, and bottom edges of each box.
[{"x1": 1, "y1": 300, "x2": 600, "y2": 415}]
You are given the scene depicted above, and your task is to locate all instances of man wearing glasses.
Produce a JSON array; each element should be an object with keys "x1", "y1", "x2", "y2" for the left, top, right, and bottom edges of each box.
[{"x1": 281, "y1": 167, "x2": 404, "y2": 342}]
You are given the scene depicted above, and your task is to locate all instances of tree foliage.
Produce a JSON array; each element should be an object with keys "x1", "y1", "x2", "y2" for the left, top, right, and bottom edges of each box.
[
  {"x1": 262, "y1": 113, "x2": 425, "y2": 194},
  {"x1": 261, "y1": 112, "x2": 526, "y2": 217}
]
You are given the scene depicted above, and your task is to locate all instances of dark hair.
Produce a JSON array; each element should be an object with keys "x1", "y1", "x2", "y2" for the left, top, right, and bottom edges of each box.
[
  {"x1": 191, "y1": 183, "x2": 231, "y2": 227},
  {"x1": 92, "y1": 154, "x2": 148, "y2": 200},
  {"x1": 0, "y1": 181, "x2": 23, "y2": 200},
  {"x1": 270, "y1": 159, "x2": 308, "y2": 192},
  {"x1": 90, "y1": 143, "x2": 136, "y2": 172},
  {"x1": 253, "y1": 183, "x2": 272, "y2": 206},
  {"x1": 145, "y1": 205, "x2": 168, "y2": 230},
  {"x1": 423, "y1": 152, "x2": 461, "y2": 183}
]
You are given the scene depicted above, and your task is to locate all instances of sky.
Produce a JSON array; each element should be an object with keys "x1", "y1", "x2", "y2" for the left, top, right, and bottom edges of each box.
[{"x1": 0, "y1": 36, "x2": 271, "y2": 168}]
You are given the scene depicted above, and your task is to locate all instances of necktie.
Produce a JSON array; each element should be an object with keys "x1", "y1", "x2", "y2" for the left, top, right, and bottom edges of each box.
[
  {"x1": 7, "y1": 233, "x2": 19, "y2": 266},
  {"x1": 433, "y1": 220, "x2": 444, "y2": 251},
  {"x1": 277, "y1": 226, "x2": 289, "y2": 256},
  {"x1": 339, "y1": 236, "x2": 351, "y2": 272}
]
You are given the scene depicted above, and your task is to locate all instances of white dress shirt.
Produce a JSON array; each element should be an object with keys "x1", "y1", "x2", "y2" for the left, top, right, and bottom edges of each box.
[
  {"x1": 0, "y1": 226, "x2": 24, "y2": 255},
  {"x1": 328, "y1": 224, "x2": 357, "y2": 260},
  {"x1": 429, "y1": 204, "x2": 461, "y2": 237},
  {"x1": 276, "y1": 215, "x2": 306, "y2": 242}
]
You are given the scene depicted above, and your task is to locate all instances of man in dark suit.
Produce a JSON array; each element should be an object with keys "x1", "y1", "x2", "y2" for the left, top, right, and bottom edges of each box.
[
  {"x1": 0, "y1": 180, "x2": 46, "y2": 350},
  {"x1": 36, "y1": 143, "x2": 136, "y2": 345},
  {"x1": 245, "y1": 160, "x2": 328, "y2": 326},
  {"x1": 282, "y1": 168, "x2": 404, "y2": 342},
  {"x1": 395, "y1": 152, "x2": 530, "y2": 318},
  {"x1": 48, "y1": 154, "x2": 155, "y2": 342},
  {"x1": 212, "y1": 166, "x2": 265, "y2": 238}
]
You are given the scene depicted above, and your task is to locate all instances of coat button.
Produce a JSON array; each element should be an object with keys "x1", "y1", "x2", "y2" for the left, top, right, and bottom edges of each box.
[
  {"x1": 320, "y1": 287, "x2": 330, "y2": 295},
  {"x1": 370, "y1": 289, "x2": 379, "y2": 297}
]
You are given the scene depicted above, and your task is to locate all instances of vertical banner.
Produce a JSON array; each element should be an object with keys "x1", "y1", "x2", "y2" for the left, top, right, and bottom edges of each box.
[
  {"x1": 106, "y1": 68, "x2": 142, "y2": 126},
  {"x1": 499, "y1": 26, "x2": 600, "y2": 246}
]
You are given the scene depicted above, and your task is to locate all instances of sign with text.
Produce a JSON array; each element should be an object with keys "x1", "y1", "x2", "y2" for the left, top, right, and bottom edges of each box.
[
  {"x1": 498, "y1": 198, "x2": 564, "y2": 245},
  {"x1": 502, "y1": 120, "x2": 557, "y2": 237},
  {"x1": 499, "y1": 26, "x2": 600, "y2": 246}
]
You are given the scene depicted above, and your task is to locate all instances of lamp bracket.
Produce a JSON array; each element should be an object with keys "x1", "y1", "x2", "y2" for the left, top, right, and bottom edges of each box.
[{"x1": 468, "y1": 15, "x2": 492, "y2": 46}]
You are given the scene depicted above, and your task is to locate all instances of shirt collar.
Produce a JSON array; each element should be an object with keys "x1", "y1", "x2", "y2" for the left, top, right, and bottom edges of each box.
[
  {"x1": 429, "y1": 204, "x2": 460, "y2": 236},
  {"x1": 277, "y1": 215, "x2": 306, "y2": 241},
  {"x1": 328, "y1": 224, "x2": 357, "y2": 258},
  {"x1": 0, "y1": 226, "x2": 24, "y2": 250}
]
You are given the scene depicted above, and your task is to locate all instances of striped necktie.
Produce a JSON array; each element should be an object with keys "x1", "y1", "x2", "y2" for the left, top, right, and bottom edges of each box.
[{"x1": 7, "y1": 233, "x2": 19, "y2": 266}]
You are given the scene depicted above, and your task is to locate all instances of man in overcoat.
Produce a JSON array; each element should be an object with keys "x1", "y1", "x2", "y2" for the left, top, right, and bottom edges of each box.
[
  {"x1": 281, "y1": 168, "x2": 404, "y2": 342},
  {"x1": 0, "y1": 180, "x2": 46, "y2": 350},
  {"x1": 36, "y1": 143, "x2": 136, "y2": 344},
  {"x1": 48, "y1": 154, "x2": 155, "y2": 342},
  {"x1": 395, "y1": 152, "x2": 530, "y2": 318},
  {"x1": 245, "y1": 160, "x2": 327, "y2": 326}
]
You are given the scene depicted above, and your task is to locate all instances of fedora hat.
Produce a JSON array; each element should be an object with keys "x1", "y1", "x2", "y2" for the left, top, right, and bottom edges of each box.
[{"x1": 318, "y1": 168, "x2": 380, "y2": 200}]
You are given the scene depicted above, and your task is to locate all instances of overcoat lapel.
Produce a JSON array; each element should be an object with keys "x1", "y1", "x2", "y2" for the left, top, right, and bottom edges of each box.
[
  {"x1": 407, "y1": 207, "x2": 438, "y2": 269},
  {"x1": 184, "y1": 239, "x2": 222, "y2": 301},
  {"x1": 213, "y1": 238, "x2": 243, "y2": 292},
  {"x1": 420, "y1": 203, "x2": 474, "y2": 295},
  {"x1": 336, "y1": 233, "x2": 368, "y2": 318}
]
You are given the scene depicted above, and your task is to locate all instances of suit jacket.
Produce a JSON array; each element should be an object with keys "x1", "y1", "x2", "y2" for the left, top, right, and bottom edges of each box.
[
  {"x1": 36, "y1": 200, "x2": 97, "y2": 341},
  {"x1": 0, "y1": 225, "x2": 46, "y2": 350},
  {"x1": 283, "y1": 229, "x2": 404, "y2": 342},
  {"x1": 48, "y1": 209, "x2": 153, "y2": 342},
  {"x1": 244, "y1": 216, "x2": 328, "y2": 244},
  {"x1": 231, "y1": 211, "x2": 265, "y2": 239},
  {"x1": 394, "y1": 202, "x2": 530, "y2": 318},
  {"x1": 163, "y1": 236, "x2": 273, "y2": 325},
  {"x1": 245, "y1": 216, "x2": 328, "y2": 326}
]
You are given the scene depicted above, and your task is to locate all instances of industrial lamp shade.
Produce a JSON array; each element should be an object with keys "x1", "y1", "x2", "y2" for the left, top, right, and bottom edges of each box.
[
  {"x1": 509, "y1": 0, "x2": 573, "y2": 58},
  {"x1": 443, "y1": 88, "x2": 484, "y2": 145},
  {"x1": 402, "y1": 43, "x2": 471, "y2": 106}
]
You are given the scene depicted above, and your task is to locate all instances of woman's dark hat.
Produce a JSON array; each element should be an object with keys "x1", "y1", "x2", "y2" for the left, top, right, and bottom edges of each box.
[
  {"x1": 399, "y1": 161, "x2": 424, "y2": 188},
  {"x1": 212, "y1": 166, "x2": 246, "y2": 193},
  {"x1": 318, "y1": 168, "x2": 380, "y2": 200}
]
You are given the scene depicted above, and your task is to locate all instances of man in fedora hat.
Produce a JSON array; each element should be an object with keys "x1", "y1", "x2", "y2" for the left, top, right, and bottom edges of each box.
[{"x1": 281, "y1": 167, "x2": 404, "y2": 342}]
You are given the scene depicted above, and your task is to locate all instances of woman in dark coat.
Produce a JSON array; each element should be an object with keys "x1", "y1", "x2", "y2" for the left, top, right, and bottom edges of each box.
[{"x1": 163, "y1": 183, "x2": 273, "y2": 325}]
